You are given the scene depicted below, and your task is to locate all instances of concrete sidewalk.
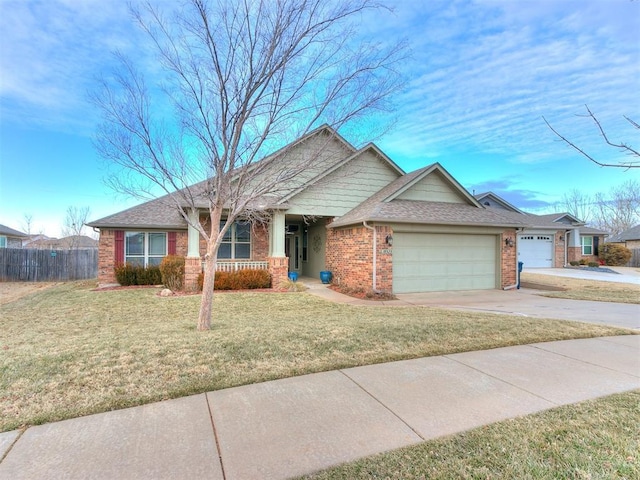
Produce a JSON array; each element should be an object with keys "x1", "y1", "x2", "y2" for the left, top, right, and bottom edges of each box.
[{"x1": 1, "y1": 335, "x2": 638, "y2": 480}]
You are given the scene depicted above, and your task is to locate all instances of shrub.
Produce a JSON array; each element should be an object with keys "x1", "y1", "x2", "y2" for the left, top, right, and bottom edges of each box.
[
  {"x1": 160, "y1": 255, "x2": 185, "y2": 291},
  {"x1": 579, "y1": 258, "x2": 587, "y2": 265},
  {"x1": 569, "y1": 261, "x2": 580, "y2": 266},
  {"x1": 587, "y1": 261, "x2": 600, "y2": 268},
  {"x1": 114, "y1": 264, "x2": 162, "y2": 286},
  {"x1": 599, "y1": 243, "x2": 632, "y2": 266},
  {"x1": 197, "y1": 269, "x2": 271, "y2": 291}
]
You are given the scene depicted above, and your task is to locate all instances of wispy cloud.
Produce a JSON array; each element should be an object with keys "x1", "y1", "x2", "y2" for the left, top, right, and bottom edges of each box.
[{"x1": 374, "y1": 0, "x2": 639, "y2": 166}]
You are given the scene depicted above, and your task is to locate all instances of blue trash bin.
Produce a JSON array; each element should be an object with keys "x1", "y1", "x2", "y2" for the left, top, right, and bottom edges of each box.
[
  {"x1": 517, "y1": 261, "x2": 524, "y2": 289},
  {"x1": 288, "y1": 272, "x2": 298, "y2": 282}
]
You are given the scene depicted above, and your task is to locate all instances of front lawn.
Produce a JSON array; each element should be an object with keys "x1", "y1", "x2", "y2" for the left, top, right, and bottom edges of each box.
[
  {"x1": 301, "y1": 390, "x2": 640, "y2": 479},
  {"x1": 521, "y1": 272, "x2": 640, "y2": 304},
  {"x1": 0, "y1": 281, "x2": 633, "y2": 432}
]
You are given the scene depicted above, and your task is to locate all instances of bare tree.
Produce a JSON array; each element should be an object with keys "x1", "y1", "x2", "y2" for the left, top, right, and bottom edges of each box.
[
  {"x1": 62, "y1": 206, "x2": 91, "y2": 248},
  {"x1": 591, "y1": 180, "x2": 640, "y2": 236},
  {"x1": 92, "y1": 0, "x2": 405, "y2": 330},
  {"x1": 543, "y1": 105, "x2": 639, "y2": 169},
  {"x1": 559, "y1": 188, "x2": 592, "y2": 223},
  {"x1": 21, "y1": 214, "x2": 33, "y2": 235}
]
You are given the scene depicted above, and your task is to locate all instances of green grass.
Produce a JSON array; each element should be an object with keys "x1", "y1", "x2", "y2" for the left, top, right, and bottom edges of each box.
[
  {"x1": 521, "y1": 272, "x2": 640, "y2": 304},
  {"x1": 0, "y1": 281, "x2": 634, "y2": 432},
  {"x1": 300, "y1": 390, "x2": 640, "y2": 479}
]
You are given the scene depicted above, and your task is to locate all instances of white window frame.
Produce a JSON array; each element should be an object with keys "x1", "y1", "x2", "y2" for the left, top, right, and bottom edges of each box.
[
  {"x1": 125, "y1": 232, "x2": 167, "y2": 267},
  {"x1": 218, "y1": 221, "x2": 251, "y2": 260},
  {"x1": 581, "y1": 236, "x2": 593, "y2": 255}
]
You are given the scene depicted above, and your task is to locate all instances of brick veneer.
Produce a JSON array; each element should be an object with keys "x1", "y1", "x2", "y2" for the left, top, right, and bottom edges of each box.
[
  {"x1": 97, "y1": 229, "x2": 117, "y2": 285},
  {"x1": 501, "y1": 229, "x2": 517, "y2": 288},
  {"x1": 554, "y1": 231, "x2": 565, "y2": 267},
  {"x1": 184, "y1": 257, "x2": 202, "y2": 292},
  {"x1": 268, "y1": 256, "x2": 289, "y2": 288},
  {"x1": 325, "y1": 223, "x2": 393, "y2": 293}
]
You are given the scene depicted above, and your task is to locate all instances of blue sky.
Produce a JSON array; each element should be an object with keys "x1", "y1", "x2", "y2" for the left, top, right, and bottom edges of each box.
[{"x1": 1, "y1": 0, "x2": 638, "y2": 237}]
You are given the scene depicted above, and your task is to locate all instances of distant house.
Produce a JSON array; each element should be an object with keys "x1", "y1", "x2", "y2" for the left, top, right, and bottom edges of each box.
[
  {"x1": 0, "y1": 224, "x2": 28, "y2": 248},
  {"x1": 474, "y1": 193, "x2": 608, "y2": 268},
  {"x1": 27, "y1": 235, "x2": 99, "y2": 250},
  {"x1": 607, "y1": 225, "x2": 640, "y2": 249}
]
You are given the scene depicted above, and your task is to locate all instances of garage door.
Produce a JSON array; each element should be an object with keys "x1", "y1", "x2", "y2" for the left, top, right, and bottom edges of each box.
[
  {"x1": 517, "y1": 234, "x2": 553, "y2": 268},
  {"x1": 393, "y1": 233, "x2": 497, "y2": 293}
]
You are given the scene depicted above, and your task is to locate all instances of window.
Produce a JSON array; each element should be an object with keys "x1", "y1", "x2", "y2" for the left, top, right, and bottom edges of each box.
[
  {"x1": 218, "y1": 221, "x2": 251, "y2": 259},
  {"x1": 0, "y1": 236, "x2": 6, "y2": 248},
  {"x1": 581, "y1": 236, "x2": 593, "y2": 255},
  {"x1": 125, "y1": 232, "x2": 167, "y2": 266}
]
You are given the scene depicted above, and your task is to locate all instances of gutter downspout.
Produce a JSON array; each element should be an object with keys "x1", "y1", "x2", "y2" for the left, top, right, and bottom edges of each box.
[{"x1": 363, "y1": 221, "x2": 376, "y2": 291}]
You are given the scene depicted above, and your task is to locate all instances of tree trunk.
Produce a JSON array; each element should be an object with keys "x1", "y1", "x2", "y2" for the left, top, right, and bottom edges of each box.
[{"x1": 197, "y1": 208, "x2": 222, "y2": 331}]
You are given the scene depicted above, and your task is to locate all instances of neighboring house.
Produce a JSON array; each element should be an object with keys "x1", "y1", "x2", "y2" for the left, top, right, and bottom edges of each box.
[
  {"x1": 90, "y1": 126, "x2": 579, "y2": 293},
  {"x1": 475, "y1": 193, "x2": 608, "y2": 268},
  {"x1": 607, "y1": 225, "x2": 640, "y2": 249},
  {"x1": 0, "y1": 224, "x2": 28, "y2": 248},
  {"x1": 27, "y1": 235, "x2": 99, "y2": 250}
]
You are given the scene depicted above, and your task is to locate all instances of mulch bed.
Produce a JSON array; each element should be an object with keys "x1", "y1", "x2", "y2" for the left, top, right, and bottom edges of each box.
[{"x1": 329, "y1": 284, "x2": 396, "y2": 301}]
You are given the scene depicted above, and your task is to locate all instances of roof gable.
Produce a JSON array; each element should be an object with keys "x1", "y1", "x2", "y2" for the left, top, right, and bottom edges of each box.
[
  {"x1": 384, "y1": 163, "x2": 481, "y2": 207},
  {"x1": 474, "y1": 192, "x2": 524, "y2": 213},
  {"x1": 535, "y1": 212, "x2": 584, "y2": 225},
  {"x1": 282, "y1": 144, "x2": 404, "y2": 216}
]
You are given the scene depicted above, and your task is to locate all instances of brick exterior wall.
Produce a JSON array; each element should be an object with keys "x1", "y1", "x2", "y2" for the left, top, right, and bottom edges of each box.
[
  {"x1": 326, "y1": 224, "x2": 373, "y2": 291},
  {"x1": 176, "y1": 231, "x2": 188, "y2": 257},
  {"x1": 97, "y1": 229, "x2": 117, "y2": 285},
  {"x1": 252, "y1": 223, "x2": 269, "y2": 261},
  {"x1": 184, "y1": 257, "x2": 202, "y2": 292},
  {"x1": 268, "y1": 256, "x2": 289, "y2": 288},
  {"x1": 501, "y1": 230, "x2": 517, "y2": 288},
  {"x1": 554, "y1": 231, "x2": 565, "y2": 267},
  {"x1": 325, "y1": 223, "x2": 393, "y2": 293}
]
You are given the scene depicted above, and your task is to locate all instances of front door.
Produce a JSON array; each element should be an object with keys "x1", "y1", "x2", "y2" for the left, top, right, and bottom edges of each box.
[{"x1": 285, "y1": 225, "x2": 302, "y2": 273}]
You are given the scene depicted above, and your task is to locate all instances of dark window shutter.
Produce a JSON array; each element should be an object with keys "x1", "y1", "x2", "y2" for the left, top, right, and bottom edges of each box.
[
  {"x1": 593, "y1": 236, "x2": 600, "y2": 256},
  {"x1": 114, "y1": 230, "x2": 124, "y2": 265},
  {"x1": 168, "y1": 232, "x2": 177, "y2": 255}
]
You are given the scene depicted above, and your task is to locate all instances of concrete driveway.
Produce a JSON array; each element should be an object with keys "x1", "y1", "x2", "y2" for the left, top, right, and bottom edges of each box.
[
  {"x1": 395, "y1": 288, "x2": 640, "y2": 330},
  {"x1": 524, "y1": 266, "x2": 640, "y2": 285}
]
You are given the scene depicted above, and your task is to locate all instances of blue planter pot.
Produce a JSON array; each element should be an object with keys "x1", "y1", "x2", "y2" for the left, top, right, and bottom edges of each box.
[
  {"x1": 319, "y1": 271, "x2": 332, "y2": 284},
  {"x1": 288, "y1": 272, "x2": 298, "y2": 282}
]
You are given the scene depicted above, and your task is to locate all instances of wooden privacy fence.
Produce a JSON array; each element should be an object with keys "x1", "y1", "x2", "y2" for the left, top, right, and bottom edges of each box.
[
  {"x1": 0, "y1": 248, "x2": 98, "y2": 281},
  {"x1": 627, "y1": 248, "x2": 640, "y2": 268}
]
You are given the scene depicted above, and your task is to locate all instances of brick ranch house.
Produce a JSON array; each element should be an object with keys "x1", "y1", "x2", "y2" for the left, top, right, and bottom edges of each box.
[{"x1": 88, "y1": 126, "x2": 595, "y2": 294}]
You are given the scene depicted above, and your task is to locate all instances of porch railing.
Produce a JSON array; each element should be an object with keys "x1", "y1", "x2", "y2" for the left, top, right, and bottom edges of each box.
[{"x1": 213, "y1": 261, "x2": 269, "y2": 272}]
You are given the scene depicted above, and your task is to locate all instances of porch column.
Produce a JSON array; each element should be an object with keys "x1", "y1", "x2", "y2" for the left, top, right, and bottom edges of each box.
[
  {"x1": 270, "y1": 211, "x2": 286, "y2": 257},
  {"x1": 268, "y1": 211, "x2": 288, "y2": 288},
  {"x1": 184, "y1": 208, "x2": 202, "y2": 292},
  {"x1": 567, "y1": 228, "x2": 581, "y2": 264},
  {"x1": 187, "y1": 209, "x2": 200, "y2": 257}
]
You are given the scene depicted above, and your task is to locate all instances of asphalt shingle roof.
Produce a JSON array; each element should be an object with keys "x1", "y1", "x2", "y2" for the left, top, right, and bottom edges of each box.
[
  {"x1": 0, "y1": 224, "x2": 28, "y2": 237},
  {"x1": 331, "y1": 168, "x2": 527, "y2": 228},
  {"x1": 608, "y1": 224, "x2": 640, "y2": 242}
]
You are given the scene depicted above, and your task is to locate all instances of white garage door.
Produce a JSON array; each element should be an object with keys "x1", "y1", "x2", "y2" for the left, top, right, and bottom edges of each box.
[
  {"x1": 393, "y1": 233, "x2": 497, "y2": 293},
  {"x1": 517, "y1": 234, "x2": 553, "y2": 268}
]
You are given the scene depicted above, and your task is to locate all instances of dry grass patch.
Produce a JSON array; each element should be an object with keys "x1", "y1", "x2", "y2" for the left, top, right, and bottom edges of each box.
[
  {"x1": 301, "y1": 390, "x2": 640, "y2": 479},
  {"x1": 0, "y1": 281, "x2": 633, "y2": 432},
  {"x1": 521, "y1": 273, "x2": 640, "y2": 304}
]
